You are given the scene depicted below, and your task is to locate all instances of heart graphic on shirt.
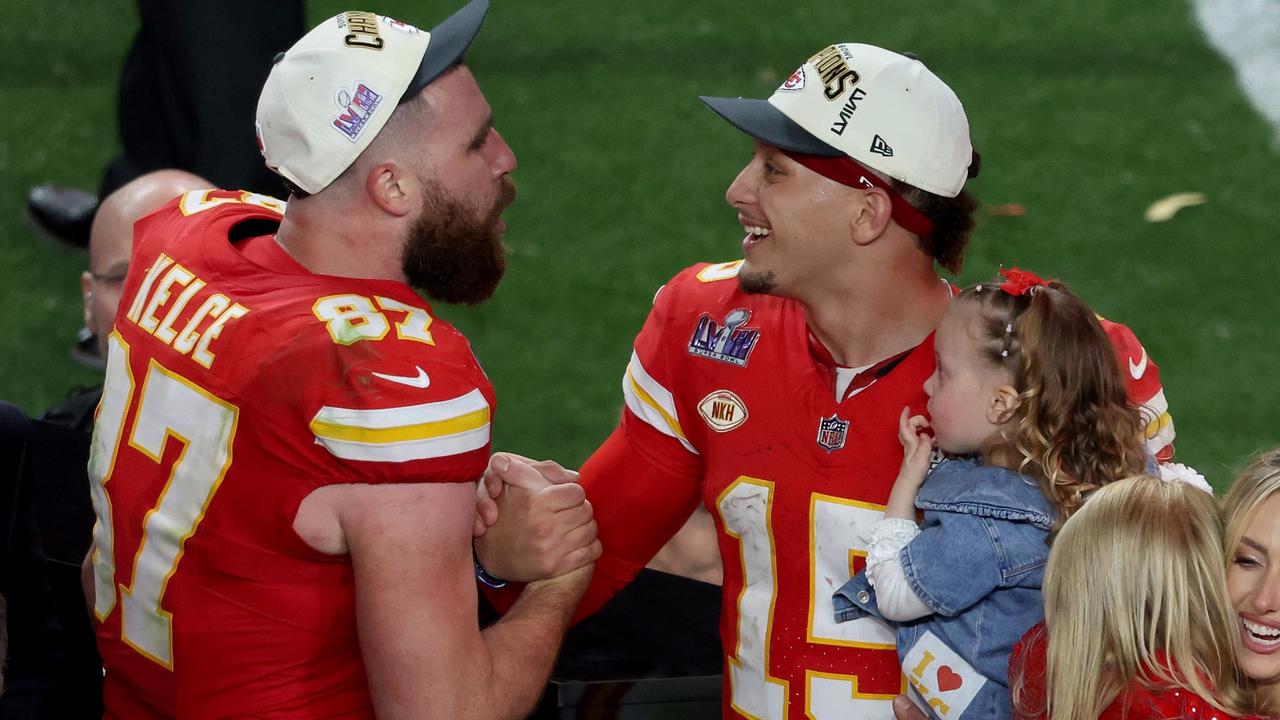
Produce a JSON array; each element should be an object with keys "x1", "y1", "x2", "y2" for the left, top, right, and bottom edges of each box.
[{"x1": 936, "y1": 666, "x2": 963, "y2": 693}]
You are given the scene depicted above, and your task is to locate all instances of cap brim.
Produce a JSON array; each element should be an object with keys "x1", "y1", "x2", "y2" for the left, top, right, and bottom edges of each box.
[
  {"x1": 400, "y1": 0, "x2": 489, "y2": 104},
  {"x1": 699, "y1": 96, "x2": 842, "y2": 157}
]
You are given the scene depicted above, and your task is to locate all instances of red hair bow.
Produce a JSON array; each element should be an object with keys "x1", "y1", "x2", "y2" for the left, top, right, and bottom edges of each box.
[{"x1": 998, "y1": 267, "x2": 1050, "y2": 296}]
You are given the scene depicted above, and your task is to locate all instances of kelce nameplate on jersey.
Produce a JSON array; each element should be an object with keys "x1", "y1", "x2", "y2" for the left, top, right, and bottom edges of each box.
[
  {"x1": 687, "y1": 308, "x2": 760, "y2": 367},
  {"x1": 122, "y1": 252, "x2": 249, "y2": 370}
]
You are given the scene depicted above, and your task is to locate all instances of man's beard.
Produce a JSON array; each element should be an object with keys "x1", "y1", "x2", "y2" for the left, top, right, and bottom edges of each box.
[
  {"x1": 737, "y1": 267, "x2": 776, "y2": 295},
  {"x1": 401, "y1": 176, "x2": 516, "y2": 305}
]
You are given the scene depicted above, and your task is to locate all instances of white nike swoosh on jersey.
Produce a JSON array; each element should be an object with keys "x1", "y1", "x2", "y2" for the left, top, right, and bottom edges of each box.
[
  {"x1": 371, "y1": 367, "x2": 431, "y2": 389},
  {"x1": 1128, "y1": 347, "x2": 1149, "y2": 380}
]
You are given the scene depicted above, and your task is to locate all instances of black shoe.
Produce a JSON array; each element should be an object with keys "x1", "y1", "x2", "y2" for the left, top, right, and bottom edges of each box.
[
  {"x1": 25, "y1": 183, "x2": 98, "y2": 249},
  {"x1": 70, "y1": 326, "x2": 105, "y2": 371}
]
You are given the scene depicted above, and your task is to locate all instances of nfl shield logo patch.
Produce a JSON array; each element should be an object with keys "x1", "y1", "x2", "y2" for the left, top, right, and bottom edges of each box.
[{"x1": 816, "y1": 414, "x2": 849, "y2": 453}]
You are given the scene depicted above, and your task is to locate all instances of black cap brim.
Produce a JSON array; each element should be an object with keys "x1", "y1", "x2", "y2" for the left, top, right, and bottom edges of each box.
[
  {"x1": 400, "y1": 0, "x2": 490, "y2": 104},
  {"x1": 699, "y1": 96, "x2": 842, "y2": 157}
]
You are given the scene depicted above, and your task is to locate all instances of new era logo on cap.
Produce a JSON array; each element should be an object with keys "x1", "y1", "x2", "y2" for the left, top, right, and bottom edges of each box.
[{"x1": 870, "y1": 134, "x2": 893, "y2": 157}]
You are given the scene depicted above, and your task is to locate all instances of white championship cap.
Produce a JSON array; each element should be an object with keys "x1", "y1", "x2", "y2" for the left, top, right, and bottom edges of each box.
[
  {"x1": 701, "y1": 43, "x2": 974, "y2": 198},
  {"x1": 255, "y1": 0, "x2": 489, "y2": 195}
]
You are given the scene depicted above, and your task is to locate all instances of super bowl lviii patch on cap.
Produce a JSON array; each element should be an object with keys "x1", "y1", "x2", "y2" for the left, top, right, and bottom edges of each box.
[{"x1": 331, "y1": 83, "x2": 385, "y2": 142}]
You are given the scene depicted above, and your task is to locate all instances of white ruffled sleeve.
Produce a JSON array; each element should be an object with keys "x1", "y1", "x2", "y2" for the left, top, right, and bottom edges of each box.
[{"x1": 865, "y1": 517, "x2": 934, "y2": 622}]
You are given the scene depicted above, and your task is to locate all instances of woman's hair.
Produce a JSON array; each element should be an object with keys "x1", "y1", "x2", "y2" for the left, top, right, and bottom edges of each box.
[
  {"x1": 1011, "y1": 476, "x2": 1250, "y2": 720},
  {"x1": 955, "y1": 277, "x2": 1145, "y2": 525},
  {"x1": 1224, "y1": 447, "x2": 1280, "y2": 568},
  {"x1": 1222, "y1": 447, "x2": 1280, "y2": 715}
]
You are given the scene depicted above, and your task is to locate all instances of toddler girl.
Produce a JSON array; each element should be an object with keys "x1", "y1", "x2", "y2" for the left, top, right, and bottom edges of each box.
[{"x1": 832, "y1": 268, "x2": 1148, "y2": 718}]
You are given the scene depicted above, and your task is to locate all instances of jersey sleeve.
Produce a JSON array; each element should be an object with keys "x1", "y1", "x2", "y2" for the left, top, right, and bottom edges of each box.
[
  {"x1": 574, "y1": 424, "x2": 704, "y2": 621},
  {"x1": 570, "y1": 269, "x2": 711, "y2": 619},
  {"x1": 1099, "y1": 318, "x2": 1175, "y2": 462},
  {"x1": 252, "y1": 334, "x2": 492, "y2": 489},
  {"x1": 617, "y1": 269, "x2": 707, "y2": 478}
]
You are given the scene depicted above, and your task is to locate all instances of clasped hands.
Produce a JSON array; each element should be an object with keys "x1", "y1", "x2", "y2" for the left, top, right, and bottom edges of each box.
[{"x1": 472, "y1": 452, "x2": 601, "y2": 583}]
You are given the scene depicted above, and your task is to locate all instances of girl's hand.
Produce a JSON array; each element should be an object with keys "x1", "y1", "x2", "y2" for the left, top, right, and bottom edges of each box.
[
  {"x1": 886, "y1": 407, "x2": 934, "y2": 520},
  {"x1": 898, "y1": 407, "x2": 934, "y2": 480}
]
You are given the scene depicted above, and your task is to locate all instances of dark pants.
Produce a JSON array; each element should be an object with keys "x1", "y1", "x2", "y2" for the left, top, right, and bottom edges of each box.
[
  {"x1": 100, "y1": 0, "x2": 305, "y2": 198},
  {"x1": 0, "y1": 394, "x2": 100, "y2": 720}
]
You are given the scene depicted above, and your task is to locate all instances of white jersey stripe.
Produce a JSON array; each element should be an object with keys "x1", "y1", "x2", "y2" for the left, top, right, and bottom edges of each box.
[
  {"x1": 622, "y1": 352, "x2": 698, "y2": 455},
  {"x1": 1137, "y1": 388, "x2": 1175, "y2": 457},
  {"x1": 310, "y1": 388, "x2": 491, "y2": 462},
  {"x1": 312, "y1": 389, "x2": 488, "y2": 430}
]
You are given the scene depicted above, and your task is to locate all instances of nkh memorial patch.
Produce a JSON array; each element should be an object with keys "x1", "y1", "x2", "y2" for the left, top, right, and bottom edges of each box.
[{"x1": 697, "y1": 390, "x2": 748, "y2": 432}]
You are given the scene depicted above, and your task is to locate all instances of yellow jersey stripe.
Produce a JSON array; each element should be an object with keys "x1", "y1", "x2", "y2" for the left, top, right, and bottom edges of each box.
[
  {"x1": 311, "y1": 406, "x2": 490, "y2": 445},
  {"x1": 1143, "y1": 410, "x2": 1173, "y2": 440},
  {"x1": 627, "y1": 367, "x2": 688, "y2": 441}
]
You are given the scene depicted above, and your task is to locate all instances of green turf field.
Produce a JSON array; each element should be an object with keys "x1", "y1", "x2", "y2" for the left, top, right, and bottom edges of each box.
[{"x1": 1, "y1": 0, "x2": 1276, "y2": 490}]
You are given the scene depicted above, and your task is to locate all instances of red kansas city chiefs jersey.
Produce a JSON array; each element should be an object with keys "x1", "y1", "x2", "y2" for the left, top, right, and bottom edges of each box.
[
  {"x1": 88, "y1": 190, "x2": 494, "y2": 718},
  {"x1": 579, "y1": 260, "x2": 1174, "y2": 720}
]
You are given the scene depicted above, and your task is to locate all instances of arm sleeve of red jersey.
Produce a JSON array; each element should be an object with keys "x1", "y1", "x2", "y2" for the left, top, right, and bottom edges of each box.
[
  {"x1": 1100, "y1": 319, "x2": 1175, "y2": 462},
  {"x1": 293, "y1": 352, "x2": 492, "y2": 486},
  {"x1": 616, "y1": 272, "x2": 708, "y2": 465},
  {"x1": 572, "y1": 421, "x2": 704, "y2": 622}
]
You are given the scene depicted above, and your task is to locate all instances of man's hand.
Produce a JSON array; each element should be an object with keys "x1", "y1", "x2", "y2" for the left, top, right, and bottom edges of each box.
[
  {"x1": 474, "y1": 453, "x2": 601, "y2": 582},
  {"x1": 527, "y1": 559, "x2": 593, "y2": 599},
  {"x1": 893, "y1": 695, "x2": 928, "y2": 720},
  {"x1": 474, "y1": 452, "x2": 579, "y2": 537}
]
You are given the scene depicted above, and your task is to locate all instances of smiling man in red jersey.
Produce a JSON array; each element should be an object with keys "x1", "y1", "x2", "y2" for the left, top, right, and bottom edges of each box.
[{"x1": 476, "y1": 43, "x2": 1176, "y2": 719}]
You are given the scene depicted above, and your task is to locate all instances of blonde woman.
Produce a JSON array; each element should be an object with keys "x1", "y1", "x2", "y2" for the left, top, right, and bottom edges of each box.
[
  {"x1": 1009, "y1": 476, "x2": 1257, "y2": 719},
  {"x1": 1224, "y1": 447, "x2": 1280, "y2": 716}
]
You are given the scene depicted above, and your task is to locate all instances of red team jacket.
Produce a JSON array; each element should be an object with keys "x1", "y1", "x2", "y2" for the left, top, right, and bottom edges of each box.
[
  {"x1": 89, "y1": 191, "x2": 494, "y2": 718},
  {"x1": 576, "y1": 260, "x2": 1175, "y2": 719},
  {"x1": 1010, "y1": 622, "x2": 1261, "y2": 719}
]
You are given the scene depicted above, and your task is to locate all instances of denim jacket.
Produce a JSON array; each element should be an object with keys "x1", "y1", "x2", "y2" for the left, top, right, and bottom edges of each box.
[{"x1": 832, "y1": 459, "x2": 1056, "y2": 719}]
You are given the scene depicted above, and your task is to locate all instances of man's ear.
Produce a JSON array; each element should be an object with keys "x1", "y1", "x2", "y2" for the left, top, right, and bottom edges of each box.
[
  {"x1": 988, "y1": 384, "x2": 1022, "y2": 425},
  {"x1": 850, "y1": 186, "x2": 893, "y2": 246},
  {"x1": 365, "y1": 162, "x2": 414, "y2": 218}
]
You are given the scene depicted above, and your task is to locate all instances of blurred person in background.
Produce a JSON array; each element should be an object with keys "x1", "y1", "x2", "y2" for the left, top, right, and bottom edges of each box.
[{"x1": 0, "y1": 169, "x2": 208, "y2": 720}]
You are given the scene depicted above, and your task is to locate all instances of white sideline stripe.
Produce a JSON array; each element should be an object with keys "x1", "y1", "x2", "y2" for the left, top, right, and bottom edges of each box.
[{"x1": 1194, "y1": 0, "x2": 1280, "y2": 146}]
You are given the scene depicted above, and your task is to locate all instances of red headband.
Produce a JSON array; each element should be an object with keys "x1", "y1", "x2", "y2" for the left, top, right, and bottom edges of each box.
[{"x1": 781, "y1": 150, "x2": 936, "y2": 238}]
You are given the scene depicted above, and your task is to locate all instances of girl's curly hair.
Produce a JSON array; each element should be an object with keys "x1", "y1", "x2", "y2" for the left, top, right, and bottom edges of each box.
[{"x1": 957, "y1": 277, "x2": 1147, "y2": 527}]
